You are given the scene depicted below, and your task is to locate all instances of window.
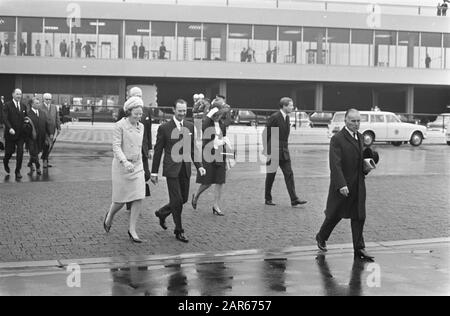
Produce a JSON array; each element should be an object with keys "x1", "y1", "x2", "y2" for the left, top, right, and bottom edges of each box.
[
  {"x1": 0, "y1": 16, "x2": 16, "y2": 56},
  {"x1": 203, "y1": 23, "x2": 227, "y2": 61},
  {"x1": 375, "y1": 30, "x2": 396, "y2": 67},
  {"x1": 151, "y1": 22, "x2": 176, "y2": 60},
  {"x1": 350, "y1": 29, "x2": 374, "y2": 66},
  {"x1": 97, "y1": 20, "x2": 122, "y2": 59},
  {"x1": 445, "y1": 34, "x2": 450, "y2": 69},
  {"x1": 125, "y1": 20, "x2": 150, "y2": 59},
  {"x1": 44, "y1": 18, "x2": 70, "y2": 58},
  {"x1": 387, "y1": 114, "x2": 400, "y2": 123},
  {"x1": 371, "y1": 114, "x2": 385, "y2": 123},
  {"x1": 70, "y1": 19, "x2": 97, "y2": 58},
  {"x1": 18, "y1": 17, "x2": 43, "y2": 57},
  {"x1": 177, "y1": 22, "x2": 202, "y2": 61},
  {"x1": 278, "y1": 26, "x2": 302, "y2": 64},
  {"x1": 361, "y1": 114, "x2": 369, "y2": 122},
  {"x1": 420, "y1": 32, "x2": 442, "y2": 69},
  {"x1": 254, "y1": 25, "x2": 277, "y2": 64},
  {"x1": 328, "y1": 28, "x2": 350, "y2": 65},
  {"x1": 303, "y1": 27, "x2": 326, "y2": 64},
  {"x1": 398, "y1": 32, "x2": 419, "y2": 68},
  {"x1": 228, "y1": 24, "x2": 252, "y2": 62}
]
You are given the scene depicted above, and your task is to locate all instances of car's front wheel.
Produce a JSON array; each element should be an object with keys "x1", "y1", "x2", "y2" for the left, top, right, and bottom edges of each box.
[
  {"x1": 362, "y1": 131, "x2": 375, "y2": 146},
  {"x1": 409, "y1": 132, "x2": 423, "y2": 146}
]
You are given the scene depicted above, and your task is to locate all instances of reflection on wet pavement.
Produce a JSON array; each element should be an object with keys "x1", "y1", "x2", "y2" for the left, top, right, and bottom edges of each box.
[{"x1": 0, "y1": 242, "x2": 448, "y2": 296}]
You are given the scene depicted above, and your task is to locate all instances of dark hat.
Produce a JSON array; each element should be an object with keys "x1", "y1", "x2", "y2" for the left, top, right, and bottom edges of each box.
[{"x1": 363, "y1": 147, "x2": 379, "y2": 164}]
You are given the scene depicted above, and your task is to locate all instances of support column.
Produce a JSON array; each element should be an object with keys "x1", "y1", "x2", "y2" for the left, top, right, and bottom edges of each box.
[
  {"x1": 118, "y1": 78, "x2": 127, "y2": 105},
  {"x1": 371, "y1": 88, "x2": 379, "y2": 109},
  {"x1": 15, "y1": 75, "x2": 23, "y2": 91},
  {"x1": 219, "y1": 80, "x2": 227, "y2": 98},
  {"x1": 290, "y1": 87, "x2": 297, "y2": 106},
  {"x1": 314, "y1": 83, "x2": 323, "y2": 112},
  {"x1": 405, "y1": 85, "x2": 414, "y2": 114}
]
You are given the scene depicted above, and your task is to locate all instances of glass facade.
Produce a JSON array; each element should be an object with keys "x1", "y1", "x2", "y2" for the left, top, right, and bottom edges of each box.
[{"x1": 1, "y1": 16, "x2": 449, "y2": 69}]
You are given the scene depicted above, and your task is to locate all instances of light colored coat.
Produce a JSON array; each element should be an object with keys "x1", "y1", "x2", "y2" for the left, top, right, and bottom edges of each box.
[{"x1": 39, "y1": 102, "x2": 61, "y2": 135}]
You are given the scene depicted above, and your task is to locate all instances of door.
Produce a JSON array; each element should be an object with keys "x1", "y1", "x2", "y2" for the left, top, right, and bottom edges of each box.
[{"x1": 369, "y1": 114, "x2": 387, "y2": 140}]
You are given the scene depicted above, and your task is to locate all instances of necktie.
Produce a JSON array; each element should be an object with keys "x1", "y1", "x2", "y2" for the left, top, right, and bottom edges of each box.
[
  {"x1": 285, "y1": 115, "x2": 289, "y2": 126},
  {"x1": 353, "y1": 132, "x2": 358, "y2": 140},
  {"x1": 15, "y1": 101, "x2": 19, "y2": 110}
]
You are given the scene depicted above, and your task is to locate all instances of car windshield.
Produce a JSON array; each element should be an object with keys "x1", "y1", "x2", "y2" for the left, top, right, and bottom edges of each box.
[{"x1": 332, "y1": 113, "x2": 345, "y2": 122}]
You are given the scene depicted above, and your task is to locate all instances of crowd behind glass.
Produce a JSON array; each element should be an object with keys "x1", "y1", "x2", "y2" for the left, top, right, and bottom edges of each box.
[{"x1": 0, "y1": 17, "x2": 449, "y2": 69}]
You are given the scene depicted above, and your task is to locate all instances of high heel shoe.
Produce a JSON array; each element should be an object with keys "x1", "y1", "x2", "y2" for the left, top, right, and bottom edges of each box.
[
  {"x1": 212, "y1": 207, "x2": 225, "y2": 216},
  {"x1": 103, "y1": 212, "x2": 111, "y2": 233},
  {"x1": 128, "y1": 231, "x2": 144, "y2": 243},
  {"x1": 191, "y1": 194, "x2": 198, "y2": 210}
]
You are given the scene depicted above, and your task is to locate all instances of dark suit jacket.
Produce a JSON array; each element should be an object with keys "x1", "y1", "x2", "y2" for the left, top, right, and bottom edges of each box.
[
  {"x1": 325, "y1": 128, "x2": 367, "y2": 220},
  {"x1": 151, "y1": 118, "x2": 202, "y2": 178},
  {"x1": 263, "y1": 111, "x2": 290, "y2": 161},
  {"x1": 202, "y1": 116, "x2": 227, "y2": 157},
  {"x1": 2, "y1": 100, "x2": 27, "y2": 140},
  {"x1": 26, "y1": 109, "x2": 50, "y2": 152},
  {"x1": 0, "y1": 98, "x2": 4, "y2": 124}
]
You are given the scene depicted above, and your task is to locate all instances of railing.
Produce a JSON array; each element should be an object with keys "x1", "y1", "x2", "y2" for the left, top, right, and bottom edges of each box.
[{"x1": 55, "y1": 0, "x2": 449, "y2": 17}]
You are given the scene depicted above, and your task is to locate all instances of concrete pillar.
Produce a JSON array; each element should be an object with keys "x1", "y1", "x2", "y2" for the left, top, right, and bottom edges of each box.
[
  {"x1": 371, "y1": 88, "x2": 379, "y2": 109},
  {"x1": 405, "y1": 85, "x2": 414, "y2": 114},
  {"x1": 315, "y1": 83, "x2": 323, "y2": 111},
  {"x1": 290, "y1": 87, "x2": 297, "y2": 106},
  {"x1": 15, "y1": 75, "x2": 23, "y2": 91},
  {"x1": 220, "y1": 28, "x2": 227, "y2": 61},
  {"x1": 118, "y1": 78, "x2": 126, "y2": 105},
  {"x1": 219, "y1": 80, "x2": 227, "y2": 98},
  {"x1": 317, "y1": 31, "x2": 324, "y2": 64}
]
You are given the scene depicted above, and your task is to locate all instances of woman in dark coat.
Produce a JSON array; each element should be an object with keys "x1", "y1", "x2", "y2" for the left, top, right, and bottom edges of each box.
[{"x1": 191, "y1": 98, "x2": 231, "y2": 216}]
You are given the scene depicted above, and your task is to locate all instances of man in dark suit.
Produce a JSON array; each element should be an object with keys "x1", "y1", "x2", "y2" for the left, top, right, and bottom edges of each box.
[
  {"x1": 2, "y1": 89, "x2": 27, "y2": 179},
  {"x1": 263, "y1": 97, "x2": 307, "y2": 207},
  {"x1": 315, "y1": 109, "x2": 375, "y2": 261},
  {"x1": 25, "y1": 98, "x2": 51, "y2": 175},
  {"x1": 151, "y1": 99, "x2": 206, "y2": 243},
  {"x1": 0, "y1": 96, "x2": 4, "y2": 152}
]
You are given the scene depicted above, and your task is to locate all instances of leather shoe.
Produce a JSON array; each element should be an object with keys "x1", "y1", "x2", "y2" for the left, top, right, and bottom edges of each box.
[
  {"x1": 4, "y1": 164, "x2": 10, "y2": 174},
  {"x1": 15, "y1": 172, "x2": 22, "y2": 179},
  {"x1": 155, "y1": 211, "x2": 167, "y2": 230},
  {"x1": 175, "y1": 232, "x2": 189, "y2": 243},
  {"x1": 291, "y1": 199, "x2": 307, "y2": 206},
  {"x1": 354, "y1": 249, "x2": 375, "y2": 262},
  {"x1": 265, "y1": 200, "x2": 276, "y2": 206},
  {"x1": 316, "y1": 234, "x2": 327, "y2": 252}
]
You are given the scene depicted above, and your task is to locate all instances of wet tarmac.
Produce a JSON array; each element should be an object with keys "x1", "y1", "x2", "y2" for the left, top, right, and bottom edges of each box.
[{"x1": 0, "y1": 240, "x2": 448, "y2": 296}]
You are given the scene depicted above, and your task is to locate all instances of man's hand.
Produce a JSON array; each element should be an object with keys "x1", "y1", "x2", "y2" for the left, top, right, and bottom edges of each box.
[
  {"x1": 339, "y1": 186, "x2": 350, "y2": 197},
  {"x1": 148, "y1": 150, "x2": 153, "y2": 160},
  {"x1": 198, "y1": 167, "x2": 206, "y2": 177},
  {"x1": 9, "y1": 128, "x2": 15, "y2": 136},
  {"x1": 150, "y1": 174, "x2": 158, "y2": 185}
]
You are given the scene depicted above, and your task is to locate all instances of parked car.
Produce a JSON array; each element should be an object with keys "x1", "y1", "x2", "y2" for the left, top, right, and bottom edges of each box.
[
  {"x1": 233, "y1": 110, "x2": 267, "y2": 126},
  {"x1": 289, "y1": 111, "x2": 311, "y2": 128},
  {"x1": 328, "y1": 111, "x2": 427, "y2": 147},
  {"x1": 310, "y1": 112, "x2": 333, "y2": 128},
  {"x1": 427, "y1": 113, "x2": 450, "y2": 130}
]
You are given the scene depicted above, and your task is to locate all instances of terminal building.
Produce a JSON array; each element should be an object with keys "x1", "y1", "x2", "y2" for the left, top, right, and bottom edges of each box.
[{"x1": 0, "y1": 0, "x2": 449, "y2": 115}]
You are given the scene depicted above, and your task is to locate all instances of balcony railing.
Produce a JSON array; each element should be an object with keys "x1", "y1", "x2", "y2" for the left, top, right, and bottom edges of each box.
[{"x1": 53, "y1": 0, "x2": 449, "y2": 17}]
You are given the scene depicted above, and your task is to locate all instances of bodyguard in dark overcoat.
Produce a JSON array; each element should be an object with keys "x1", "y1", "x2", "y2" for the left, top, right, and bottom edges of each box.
[{"x1": 316, "y1": 109, "x2": 375, "y2": 261}]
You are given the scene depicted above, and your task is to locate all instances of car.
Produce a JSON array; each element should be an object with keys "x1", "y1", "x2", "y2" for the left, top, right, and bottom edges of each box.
[
  {"x1": 427, "y1": 113, "x2": 450, "y2": 130},
  {"x1": 289, "y1": 111, "x2": 311, "y2": 128},
  {"x1": 309, "y1": 112, "x2": 333, "y2": 128},
  {"x1": 233, "y1": 110, "x2": 267, "y2": 126},
  {"x1": 328, "y1": 110, "x2": 427, "y2": 147}
]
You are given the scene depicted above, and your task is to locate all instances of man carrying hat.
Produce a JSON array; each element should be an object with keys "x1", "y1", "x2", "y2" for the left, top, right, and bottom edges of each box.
[{"x1": 315, "y1": 109, "x2": 378, "y2": 261}]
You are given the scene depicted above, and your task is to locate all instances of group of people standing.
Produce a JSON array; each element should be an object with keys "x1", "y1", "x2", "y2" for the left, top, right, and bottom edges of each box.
[
  {"x1": 0, "y1": 89, "x2": 61, "y2": 178},
  {"x1": 6, "y1": 39, "x2": 91, "y2": 58},
  {"x1": 103, "y1": 91, "x2": 377, "y2": 261}
]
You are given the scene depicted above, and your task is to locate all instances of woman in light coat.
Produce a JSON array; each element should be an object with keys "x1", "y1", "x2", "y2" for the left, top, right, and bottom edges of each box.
[{"x1": 103, "y1": 96, "x2": 146, "y2": 243}]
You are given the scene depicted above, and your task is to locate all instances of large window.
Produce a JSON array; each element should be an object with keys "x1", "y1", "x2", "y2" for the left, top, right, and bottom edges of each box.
[
  {"x1": 97, "y1": 20, "x2": 122, "y2": 59},
  {"x1": 328, "y1": 28, "x2": 350, "y2": 65},
  {"x1": 177, "y1": 22, "x2": 202, "y2": 61},
  {"x1": 125, "y1": 20, "x2": 150, "y2": 59},
  {"x1": 278, "y1": 26, "x2": 301, "y2": 64},
  {"x1": 44, "y1": 18, "x2": 70, "y2": 58},
  {"x1": 0, "y1": 16, "x2": 16, "y2": 56},
  {"x1": 375, "y1": 30, "x2": 396, "y2": 67},
  {"x1": 350, "y1": 29, "x2": 373, "y2": 66},
  {"x1": 71, "y1": 19, "x2": 97, "y2": 58},
  {"x1": 151, "y1": 21, "x2": 176, "y2": 60},
  {"x1": 445, "y1": 34, "x2": 450, "y2": 69},
  {"x1": 203, "y1": 23, "x2": 227, "y2": 61},
  {"x1": 303, "y1": 27, "x2": 326, "y2": 64},
  {"x1": 253, "y1": 25, "x2": 277, "y2": 63},
  {"x1": 228, "y1": 24, "x2": 252, "y2": 62},
  {"x1": 420, "y1": 32, "x2": 442, "y2": 69},
  {"x1": 398, "y1": 31, "x2": 419, "y2": 68},
  {"x1": 18, "y1": 17, "x2": 43, "y2": 57}
]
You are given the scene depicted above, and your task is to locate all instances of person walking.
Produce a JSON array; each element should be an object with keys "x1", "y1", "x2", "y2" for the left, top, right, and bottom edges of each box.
[
  {"x1": 39, "y1": 93, "x2": 61, "y2": 169},
  {"x1": 103, "y1": 96, "x2": 146, "y2": 243},
  {"x1": 191, "y1": 98, "x2": 231, "y2": 216},
  {"x1": 151, "y1": 99, "x2": 206, "y2": 243},
  {"x1": 2, "y1": 89, "x2": 27, "y2": 179},
  {"x1": 263, "y1": 97, "x2": 307, "y2": 207},
  {"x1": 315, "y1": 109, "x2": 378, "y2": 261},
  {"x1": 24, "y1": 97, "x2": 51, "y2": 176}
]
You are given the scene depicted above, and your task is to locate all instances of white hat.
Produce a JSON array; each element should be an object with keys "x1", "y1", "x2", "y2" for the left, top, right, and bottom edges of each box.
[
  {"x1": 123, "y1": 96, "x2": 143, "y2": 112},
  {"x1": 193, "y1": 94, "x2": 200, "y2": 100},
  {"x1": 198, "y1": 93, "x2": 205, "y2": 99},
  {"x1": 129, "y1": 87, "x2": 143, "y2": 97}
]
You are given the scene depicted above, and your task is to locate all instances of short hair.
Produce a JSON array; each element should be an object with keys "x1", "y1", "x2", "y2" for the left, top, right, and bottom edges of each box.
[
  {"x1": 43, "y1": 93, "x2": 52, "y2": 100},
  {"x1": 345, "y1": 108, "x2": 359, "y2": 119},
  {"x1": 13, "y1": 88, "x2": 22, "y2": 95},
  {"x1": 129, "y1": 87, "x2": 142, "y2": 98},
  {"x1": 174, "y1": 99, "x2": 187, "y2": 108},
  {"x1": 31, "y1": 97, "x2": 40, "y2": 104},
  {"x1": 279, "y1": 97, "x2": 293, "y2": 109}
]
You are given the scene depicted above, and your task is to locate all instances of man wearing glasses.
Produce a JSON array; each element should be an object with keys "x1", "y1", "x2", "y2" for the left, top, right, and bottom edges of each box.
[{"x1": 39, "y1": 93, "x2": 61, "y2": 169}]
